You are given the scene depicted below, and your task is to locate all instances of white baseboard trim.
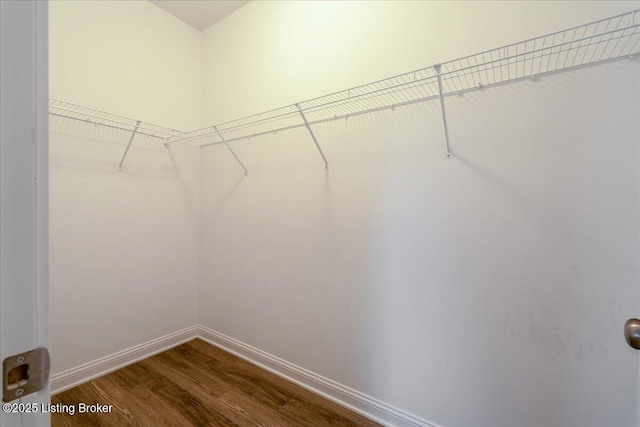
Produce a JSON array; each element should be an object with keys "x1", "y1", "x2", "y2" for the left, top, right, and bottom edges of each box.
[
  {"x1": 198, "y1": 325, "x2": 440, "y2": 427},
  {"x1": 50, "y1": 324, "x2": 440, "y2": 427},
  {"x1": 51, "y1": 325, "x2": 199, "y2": 395}
]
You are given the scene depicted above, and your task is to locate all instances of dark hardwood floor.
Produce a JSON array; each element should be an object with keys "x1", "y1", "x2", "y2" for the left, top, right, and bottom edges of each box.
[{"x1": 51, "y1": 339, "x2": 380, "y2": 426}]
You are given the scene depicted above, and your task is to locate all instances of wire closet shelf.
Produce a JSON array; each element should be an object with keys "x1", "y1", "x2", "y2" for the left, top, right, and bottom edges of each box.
[
  {"x1": 49, "y1": 98, "x2": 188, "y2": 171},
  {"x1": 49, "y1": 98, "x2": 184, "y2": 140},
  {"x1": 49, "y1": 10, "x2": 640, "y2": 170},
  {"x1": 167, "y1": 9, "x2": 640, "y2": 149}
]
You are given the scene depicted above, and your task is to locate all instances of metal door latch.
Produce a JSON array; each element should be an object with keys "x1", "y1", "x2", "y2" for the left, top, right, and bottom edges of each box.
[{"x1": 2, "y1": 348, "x2": 50, "y2": 402}]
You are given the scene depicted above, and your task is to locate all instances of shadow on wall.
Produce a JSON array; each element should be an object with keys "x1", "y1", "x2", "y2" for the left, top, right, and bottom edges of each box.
[
  {"x1": 358, "y1": 62, "x2": 639, "y2": 426},
  {"x1": 49, "y1": 115, "x2": 202, "y2": 376},
  {"x1": 49, "y1": 118, "x2": 177, "y2": 177},
  {"x1": 49, "y1": 117, "x2": 203, "y2": 231},
  {"x1": 199, "y1": 60, "x2": 638, "y2": 427},
  {"x1": 166, "y1": 142, "x2": 201, "y2": 225}
]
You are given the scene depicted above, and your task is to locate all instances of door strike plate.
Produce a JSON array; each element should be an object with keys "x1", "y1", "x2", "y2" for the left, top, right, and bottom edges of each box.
[{"x1": 2, "y1": 347, "x2": 50, "y2": 402}]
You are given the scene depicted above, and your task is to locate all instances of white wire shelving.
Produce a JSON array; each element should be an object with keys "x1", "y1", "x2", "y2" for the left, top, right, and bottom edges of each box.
[
  {"x1": 49, "y1": 98, "x2": 185, "y2": 171},
  {"x1": 50, "y1": 10, "x2": 640, "y2": 172},
  {"x1": 167, "y1": 9, "x2": 640, "y2": 168}
]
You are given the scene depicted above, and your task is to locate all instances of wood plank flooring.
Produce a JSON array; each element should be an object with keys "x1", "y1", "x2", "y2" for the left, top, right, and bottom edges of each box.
[{"x1": 51, "y1": 339, "x2": 380, "y2": 427}]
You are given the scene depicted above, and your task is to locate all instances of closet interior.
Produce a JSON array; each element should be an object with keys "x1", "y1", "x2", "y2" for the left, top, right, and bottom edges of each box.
[{"x1": 44, "y1": 2, "x2": 640, "y2": 427}]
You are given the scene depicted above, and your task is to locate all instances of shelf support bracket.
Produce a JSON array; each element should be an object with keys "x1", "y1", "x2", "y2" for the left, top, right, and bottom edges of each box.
[
  {"x1": 118, "y1": 120, "x2": 141, "y2": 172},
  {"x1": 296, "y1": 104, "x2": 329, "y2": 169},
  {"x1": 215, "y1": 127, "x2": 248, "y2": 176},
  {"x1": 434, "y1": 64, "x2": 452, "y2": 159}
]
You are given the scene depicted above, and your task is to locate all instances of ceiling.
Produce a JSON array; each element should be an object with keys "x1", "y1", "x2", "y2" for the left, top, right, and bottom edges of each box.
[{"x1": 150, "y1": 1, "x2": 250, "y2": 31}]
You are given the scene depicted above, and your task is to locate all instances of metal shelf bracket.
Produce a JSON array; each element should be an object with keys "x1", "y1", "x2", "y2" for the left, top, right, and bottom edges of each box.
[
  {"x1": 53, "y1": 10, "x2": 640, "y2": 168},
  {"x1": 434, "y1": 64, "x2": 452, "y2": 159},
  {"x1": 118, "y1": 120, "x2": 141, "y2": 172},
  {"x1": 215, "y1": 127, "x2": 248, "y2": 176},
  {"x1": 296, "y1": 104, "x2": 329, "y2": 169}
]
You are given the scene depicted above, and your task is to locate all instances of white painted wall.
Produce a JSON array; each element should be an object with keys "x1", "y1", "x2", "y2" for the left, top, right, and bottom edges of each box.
[
  {"x1": 50, "y1": 0, "x2": 201, "y2": 131},
  {"x1": 199, "y1": 2, "x2": 640, "y2": 426},
  {"x1": 49, "y1": 0, "x2": 201, "y2": 376}
]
